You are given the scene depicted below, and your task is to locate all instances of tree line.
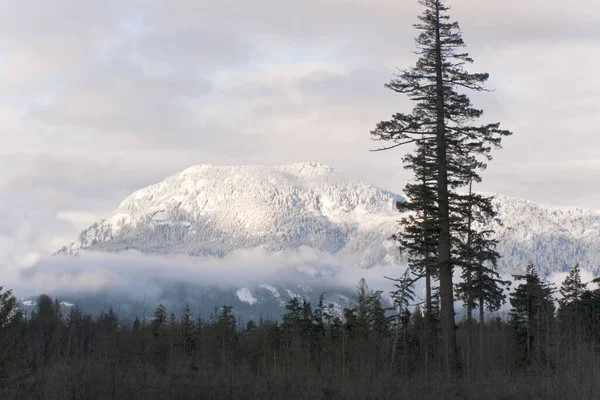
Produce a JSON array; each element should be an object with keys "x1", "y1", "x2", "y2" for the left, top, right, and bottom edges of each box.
[{"x1": 2, "y1": 264, "x2": 600, "y2": 399}]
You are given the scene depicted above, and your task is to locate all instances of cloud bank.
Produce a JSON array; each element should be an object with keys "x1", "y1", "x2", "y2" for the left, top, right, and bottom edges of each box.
[{"x1": 10, "y1": 248, "x2": 404, "y2": 303}]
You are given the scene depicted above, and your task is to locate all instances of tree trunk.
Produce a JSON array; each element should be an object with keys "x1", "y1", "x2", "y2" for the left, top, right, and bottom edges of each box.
[
  {"x1": 465, "y1": 186, "x2": 474, "y2": 377},
  {"x1": 425, "y1": 263, "x2": 432, "y2": 373},
  {"x1": 479, "y1": 294, "x2": 485, "y2": 373},
  {"x1": 434, "y1": 0, "x2": 458, "y2": 377}
]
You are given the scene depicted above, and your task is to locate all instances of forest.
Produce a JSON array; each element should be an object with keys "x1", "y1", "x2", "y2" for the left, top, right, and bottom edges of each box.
[{"x1": 1, "y1": 264, "x2": 600, "y2": 399}]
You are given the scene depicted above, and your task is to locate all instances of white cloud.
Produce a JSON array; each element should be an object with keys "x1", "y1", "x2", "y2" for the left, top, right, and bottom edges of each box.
[{"x1": 11, "y1": 248, "x2": 405, "y2": 301}]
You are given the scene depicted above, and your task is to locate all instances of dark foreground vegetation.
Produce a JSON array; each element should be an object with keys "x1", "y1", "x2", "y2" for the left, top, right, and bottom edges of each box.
[{"x1": 1, "y1": 264, "x2": 600, "y2": 400}]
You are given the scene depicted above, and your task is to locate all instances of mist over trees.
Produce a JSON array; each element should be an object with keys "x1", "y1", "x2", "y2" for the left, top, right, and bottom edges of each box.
[{"x1": 4, "y1": 270, "x2": 600, "y2": 399}]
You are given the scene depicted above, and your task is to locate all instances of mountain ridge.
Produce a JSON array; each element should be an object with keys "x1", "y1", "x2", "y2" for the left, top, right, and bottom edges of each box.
[{"x1": 57, "y1": 162, "x2": 600, "y2": 275}]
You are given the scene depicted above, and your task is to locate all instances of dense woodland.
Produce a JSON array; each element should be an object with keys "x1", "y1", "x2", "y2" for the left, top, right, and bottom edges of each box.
[
  {"x1": 1, "y1": 0, "x2": 591, "y2": 398},
  {"x1": 1, "y1": 265, "x2": 600, "y2": 399}
]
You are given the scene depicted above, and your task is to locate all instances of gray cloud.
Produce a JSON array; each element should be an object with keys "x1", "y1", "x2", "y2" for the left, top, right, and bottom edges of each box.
[{"x1": 1, "y1": 0, "x2": 599, "y2": 283}]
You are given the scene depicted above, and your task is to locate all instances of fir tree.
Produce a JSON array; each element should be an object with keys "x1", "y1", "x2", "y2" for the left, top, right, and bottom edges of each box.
[
  {"x1": 509, "y1": 264, "x2": 556, "y2": 367},
  {"x1": 152, "y1": 304, "x2": 168, "y2": 337},
  {"x1": 181, "y1": 302, "x2": 195, "y2": 356},
  {"x1": 281, "y1": 297, "x2": 303, "y2": 345},
  {"x1": 558, "y1": 264, "x2": 588, "y2": 346},
  {"x1": 0, "y1": 287, "x2": 18, "y2": 330},
  {"x1": 369, "y1": 290, "x2": 389, "y2": 337},
  {"x1": 390, "y1": 270, "x2": 416, "y2": 316},
  {"x1": 312, "y1": 294, "x2": 327, "y2": 344},
  {"x1": 371, "y1": 0, "x2": 512, "y2": 372},
  {"x1": 98, "y1": 307, "x2": 119, "y2": 335},
  {"x1": 389, "y1": 270, "x2": 416, "y2": 371},
  {"x1": 0, "y1": 287, "x2": 22, "y2": 380},
  {"x1": 66, "y1": 305, "x2": 82, "y2": 360},
  {"x1": 246, "y1": 320, "x2": 257, "y2": 332},
  {"x1": 132, "y1": 316, "x2": 142, "y2": 333},
  {"x1": 393, "y1": 141, "x2": 439, "y2": 323},
  {"x1": 559, "y1": 263, "x2": 587, "y2": 308},
  {"x1": 454, "y1": 175, "x2": 509, "y2": 369}
]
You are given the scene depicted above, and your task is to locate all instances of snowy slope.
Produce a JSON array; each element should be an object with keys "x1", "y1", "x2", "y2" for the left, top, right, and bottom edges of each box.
[
  {"x1": 57, "y1": 162, "x2": 600, "y2": 274},
  {"x1": 58, "y1": 163, "x2": 403, "y2": 268},
  {"x1": 490, "y1": 196, "x2": 600, "y2": 274}
]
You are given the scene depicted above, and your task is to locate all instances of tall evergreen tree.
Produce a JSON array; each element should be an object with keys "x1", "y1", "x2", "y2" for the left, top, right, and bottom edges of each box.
[{"x1": 371, "y1": 0, "x2": 512, "y2": 372}]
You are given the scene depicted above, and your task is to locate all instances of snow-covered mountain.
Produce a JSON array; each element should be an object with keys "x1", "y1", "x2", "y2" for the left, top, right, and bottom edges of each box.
[
  {"x1": 58, "y1": 162, "x2": 403, "y2": 268},
  {"x1": 489, "y1": 196, "x2": 600, "y2": 275},
  {"x1": 58, "y1": 162, "x2": 600, "y2": 275}
]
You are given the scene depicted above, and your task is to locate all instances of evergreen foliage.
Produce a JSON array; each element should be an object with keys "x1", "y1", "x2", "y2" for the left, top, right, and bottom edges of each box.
[
  {"x1": 4, "y1": 271, "x2": 600, "y2": 399},
  {"x1": 559, "y1": 263, "x2": 587, "y2": 308},
  {"x1": 371, "y1": 0, "x2": 512, "y2": 373},
  {"x1": 509, "y1": 264, "x2": 556, "y2": 367}
]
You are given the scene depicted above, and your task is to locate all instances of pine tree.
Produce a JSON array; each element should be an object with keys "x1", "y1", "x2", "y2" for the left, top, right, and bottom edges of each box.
[
  {"x1": 390, "y1": 270, "x2": 416, "y2": 315},
  {"x1": 132, "y1": 316, "x2": 142, "y2": 332},
  {"x1": 577, "y1": 288, "x2": 600, "y2": 342},
  {"x1": 371, "y1": 0, "x2": 512, "y2": 373},
  {"x1": 509, "y1": 264, "x2": 556, "y2": 367},
  {"x1": 0, "y1": 287, "x2": 22, "y2": 380},
  {"x1": 369, "y1": 290, "x2": 389, "y2": 337},
  {"x1": 355, "y1": 278, "x2": 371, "y2": 330},
  {"x1": 390, "y1": 270, "x2": 416, "y2": 371},
  {"x1": 300, "y1": 300, "x2": 313, "y2": 340},
  {"x1": 31, "y1": 294, "x2": 62, "y2": 361},
  {"x1": 66, "y1": 305, "x2": 82, "y2": 360},
  {"x1": 98, "y1": 307, "x2": 119, "y2": 335},
  {"x1": 0, "y1": 287, "x2": 18, "y2": 330},
  {"x1": 313, "y1": 294, "x2": 326, "y2": 334},
  {"x1": 181, "y1": 302, "x2": 195, "y2": 356},
  {"x1": 246, "y1": 320, "x2": 257, "y2": 332},
  {"x1": 558, "y1": 264, "x2": 588, "y2": 347},
  {"x1": 312, "y1": 294, "x2": 326, "y2": 345},
  {"x1": 281, "y1": 297, "x2": 303, "y2": 345},
  {"x1": 152, "y1": 304, "x2": 168, "y2": 336},
  {"x1": 559, "y1": 263, "x2": 587, "y2": 308},
  {"x1": 393, "y1": 141, "x2": 439, "y2": 323},
  {"x1": 454, "y1": 176, "x2": 509, "y2": 370}
]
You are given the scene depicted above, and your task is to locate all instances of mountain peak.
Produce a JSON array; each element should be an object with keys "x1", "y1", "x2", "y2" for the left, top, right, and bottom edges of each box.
[
  {"x1": 59, "y1": 163, "x2": 402, "y2": 267},
  {"x1": 57, "y1": 163, "x2": 600, "y2": 275}
]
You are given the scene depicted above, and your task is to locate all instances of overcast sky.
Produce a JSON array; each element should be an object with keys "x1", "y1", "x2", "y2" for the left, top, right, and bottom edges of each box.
[{"x1": 2, "y1": 0, "x2": 600, "y2": 272}]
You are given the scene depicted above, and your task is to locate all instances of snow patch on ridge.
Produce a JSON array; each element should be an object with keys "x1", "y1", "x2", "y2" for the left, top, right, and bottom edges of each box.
[
  {"x1": 236, "y1": 288, "x2": 257, "y2": 305},
  {"x1": 258, "y1": 284, "x2": 280, "y2": 298}
]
